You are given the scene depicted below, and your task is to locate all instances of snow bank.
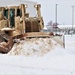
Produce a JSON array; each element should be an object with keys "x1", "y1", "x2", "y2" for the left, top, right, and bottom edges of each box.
[
  {"x1": 8, "y1": 38, "x2": 60, "y2": 56},
  {"x1": 0, "y1": 35, "x2": 75, "y2": 75}
]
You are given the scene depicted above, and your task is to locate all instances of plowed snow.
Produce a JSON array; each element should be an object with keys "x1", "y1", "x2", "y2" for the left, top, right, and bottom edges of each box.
[{"x1": 8, "y1": 38, "x2": 61, "y2": 56}]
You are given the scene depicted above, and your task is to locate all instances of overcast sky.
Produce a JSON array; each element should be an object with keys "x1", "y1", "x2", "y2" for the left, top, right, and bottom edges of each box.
[{"x1": 30, "y1": 0, "x2": 75, "y2": 25}]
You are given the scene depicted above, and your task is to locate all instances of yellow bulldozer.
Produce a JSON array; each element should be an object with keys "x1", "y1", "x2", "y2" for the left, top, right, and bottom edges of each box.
[{"x1": 0, "y1": 4, "x2": 54, "y2": 53}]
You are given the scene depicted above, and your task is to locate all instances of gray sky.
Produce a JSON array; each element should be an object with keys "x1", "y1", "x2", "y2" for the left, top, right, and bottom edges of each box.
[{"x1": 30, "y1": 0, "x2": 75, "y2": 25}]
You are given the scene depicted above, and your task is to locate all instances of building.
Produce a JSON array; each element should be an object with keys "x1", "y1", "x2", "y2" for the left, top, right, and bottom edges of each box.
[
  {"x1": 0, "y1": 0, "x2": 37, "y2": 17},
  {"x1": 58, "y1": 25, "x2": 75, "y2": 30},
  {"x1": 58, "y1": 25, "x2": 75, "y2": 34}
]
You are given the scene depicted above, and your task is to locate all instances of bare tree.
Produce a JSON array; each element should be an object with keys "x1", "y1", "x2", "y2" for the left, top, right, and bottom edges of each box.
[
  {"x1": 52, "y1": 22, "x2": 59, "y2": 28},
  {"x1": 48, "y1": 20, "x2": 53, "y2": 26},
  {"x1": 46, "y1": 20, "x2": 53, "y2": 29}
]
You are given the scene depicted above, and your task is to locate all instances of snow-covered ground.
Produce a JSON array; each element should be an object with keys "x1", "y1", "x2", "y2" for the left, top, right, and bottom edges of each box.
[{"x1": 0, "y1": 35, "x2": 75, "y2": 75}]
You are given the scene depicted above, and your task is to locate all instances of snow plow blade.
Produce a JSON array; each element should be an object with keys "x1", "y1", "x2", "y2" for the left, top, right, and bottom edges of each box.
[
  {"x1": 25, "y1": 32, "x2": 54, "y2": 38},
  {"x1": 0, "y1": 32, "x2": 54, "y2": 53}
]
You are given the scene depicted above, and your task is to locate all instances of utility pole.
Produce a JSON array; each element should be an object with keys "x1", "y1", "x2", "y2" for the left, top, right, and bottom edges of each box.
[
  {"x1": 55, "y1": 4, "x2": 58, "y2": 33},
  {"x1": 72, "y1": 6, "x2": 74, "y2": 30}
]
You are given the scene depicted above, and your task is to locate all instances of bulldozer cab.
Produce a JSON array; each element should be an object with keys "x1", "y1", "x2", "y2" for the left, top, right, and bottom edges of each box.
[
  {"x1": 4, "y1": 6, "x2": 22, "y2": 28},
  {"x1": 4, "y1": 9, "x2": 15, "y2": 27}
]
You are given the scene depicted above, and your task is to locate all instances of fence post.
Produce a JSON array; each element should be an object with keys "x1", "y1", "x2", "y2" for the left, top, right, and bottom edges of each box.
[{"x1": 63, "y1": 35, "x2": 65, "y2": 48}]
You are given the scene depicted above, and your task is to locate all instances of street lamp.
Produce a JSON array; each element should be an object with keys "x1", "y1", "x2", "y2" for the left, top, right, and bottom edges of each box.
[
  {"x1": 72, "y1": 6, "x2": 75, "y2": 30},
  {"x1": 55, "y1": 4, "x2": 58, "y2": 24},
  {"x1": 55, "y1": 4, "x2": 58, "y2": 33}
]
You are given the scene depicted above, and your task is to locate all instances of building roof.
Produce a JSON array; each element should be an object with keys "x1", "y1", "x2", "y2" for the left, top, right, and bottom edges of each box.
[
  {"x1": 58, "y1": 25, "x2": 75, "y2": 28},
  {"x1": 0, "y1": 0, "x2": 37, "y2": 6}
]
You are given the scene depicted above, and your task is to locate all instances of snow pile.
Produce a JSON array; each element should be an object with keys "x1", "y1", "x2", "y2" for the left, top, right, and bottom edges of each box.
[{"x1": 8, "y1": 38, "x2": 60, "y2": 56}]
